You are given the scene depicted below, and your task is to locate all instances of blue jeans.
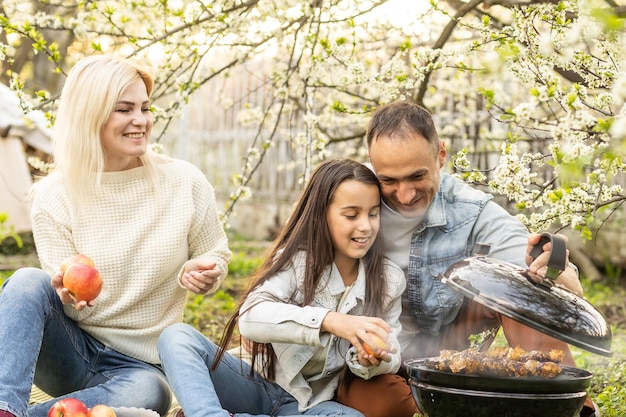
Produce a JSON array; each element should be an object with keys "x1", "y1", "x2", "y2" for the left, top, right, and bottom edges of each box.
[
  {"x1": 158, "y1": 323, "x2": 364, "y2": 417},
  {"x1": 0, "y1": 268, "x2": 171, "y2": 417}
]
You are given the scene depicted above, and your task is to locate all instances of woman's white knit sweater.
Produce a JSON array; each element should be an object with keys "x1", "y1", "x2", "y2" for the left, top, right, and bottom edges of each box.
[{"x1": 30, "y1": 159, "x2": 232, "y2": 364}]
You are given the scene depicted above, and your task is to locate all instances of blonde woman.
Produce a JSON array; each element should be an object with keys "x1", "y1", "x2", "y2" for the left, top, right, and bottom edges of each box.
[{"x1": 0, "y1": 55, "x2": 231, "y2": 417}]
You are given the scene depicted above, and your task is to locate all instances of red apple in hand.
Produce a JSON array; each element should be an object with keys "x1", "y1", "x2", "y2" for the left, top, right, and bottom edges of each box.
[
  {"x1": 60, "y1": 254, "x2": 96, "y2": 274},
  {"x1": 88, "y1": 404, "x2": 117, "y2": 416},
  {"x1": 63, "y1": 263, "x2": 103, "y2": 302},
  {"x1": 362, "y1": 333, "x2": 388, "y2": 359},
  {"x1": 48, "y1": 398, "x2": 89, "y2": 417}
]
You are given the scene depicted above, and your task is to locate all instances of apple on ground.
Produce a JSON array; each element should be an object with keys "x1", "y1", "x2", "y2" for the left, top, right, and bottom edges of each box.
[
  {"x1": 88, "y1": 404, "x2": 117, "y2": 417},
  {"x1": 60, "y1": 254, "x2": 96, "y2": 274},
  {"x1": 48, "y1": 398, "x2": 89, "y2": 417},
  {"x1": 63, "y1": 263, "x2": 103, "y2": 302},
  {"x1": 362, "y1": 333, "x2": 389, "y2": 359}
]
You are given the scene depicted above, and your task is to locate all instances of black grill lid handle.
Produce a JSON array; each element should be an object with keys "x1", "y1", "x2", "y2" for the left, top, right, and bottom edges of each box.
[{"x1": 529, "y1": 232, "x2": 568, "y2": 280}]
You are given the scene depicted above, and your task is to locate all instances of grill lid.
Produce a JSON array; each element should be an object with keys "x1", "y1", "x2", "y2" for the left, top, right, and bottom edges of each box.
[{"x1": 440, "y1": 236, "x2": 612, "y2": 357}]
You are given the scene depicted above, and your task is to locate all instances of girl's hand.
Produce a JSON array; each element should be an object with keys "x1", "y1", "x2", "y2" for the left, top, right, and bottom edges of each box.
[
  {"x1": 357, "y1": 351, "x2": 386, "y2": 367},
  {"x1": 51, "y1": 271, "x2": 94, "y2": 310},
  {"x1": 321, "y1": 312, "x2": 395, "y2": 364}
]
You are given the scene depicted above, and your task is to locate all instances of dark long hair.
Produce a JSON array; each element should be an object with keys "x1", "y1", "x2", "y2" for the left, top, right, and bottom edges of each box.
[{"x1": 213, "y1": 159, "x2": 389, "y2": 379}]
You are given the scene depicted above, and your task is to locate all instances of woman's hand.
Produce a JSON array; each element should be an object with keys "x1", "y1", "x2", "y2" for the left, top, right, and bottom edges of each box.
[
  {"x1": 180, "y1": 259, "x2": 221, "y2": 294},
  {"x1": 321, "y1": 312, "x2": 396, "y2": 366},
  {"x1": 51, "y1": 271, "x2": 94, "y2": 310},
  {"x1": 525, "y1": 233, "x2": 584, "y2": 297}
]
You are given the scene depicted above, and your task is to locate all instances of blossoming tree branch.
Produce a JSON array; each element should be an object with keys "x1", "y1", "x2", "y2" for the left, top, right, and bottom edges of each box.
[{"x1": 1, "y1": 0, "x2": 624, "y2": 240}]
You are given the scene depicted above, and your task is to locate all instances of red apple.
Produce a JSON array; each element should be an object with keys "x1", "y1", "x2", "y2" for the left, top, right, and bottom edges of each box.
[
  {"x1": 88, "y1": 404, "x2": 117, "y2": 417},
  {"x1": 48, "y1": 398, "x2": 89, "y2": 417},
  {"x1": 60, "y1": 254, "x2": 96, "y2": 274},
  {"x1": 362, "y1": 333, "x2": 389, "y2": 359},
  {"x1": 63, "y1": 263, "x2": 103, "y2": 302}
]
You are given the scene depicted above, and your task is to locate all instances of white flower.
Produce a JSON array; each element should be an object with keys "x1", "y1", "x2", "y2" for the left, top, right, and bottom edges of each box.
[{"x1": 609, "y1": 115, "x2": 626, "y2": 140}]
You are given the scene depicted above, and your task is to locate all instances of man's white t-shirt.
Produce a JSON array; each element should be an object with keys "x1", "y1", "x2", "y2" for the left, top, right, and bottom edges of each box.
[{"x1": 380, "y1": 200, "x2": 424, "y2": 353}]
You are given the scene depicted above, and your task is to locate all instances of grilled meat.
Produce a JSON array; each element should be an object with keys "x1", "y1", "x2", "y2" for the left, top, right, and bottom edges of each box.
[{"x1": 424, "y1": 346, "x2": 564, "y2": 378}]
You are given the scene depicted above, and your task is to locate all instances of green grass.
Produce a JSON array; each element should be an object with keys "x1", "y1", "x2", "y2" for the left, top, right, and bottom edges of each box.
[
  {"x1": 583, "y1": 334, "x2": 626, "y2": 416},
  {"x1": 572, "y1": 278, "x2": 626, "y2": 416}
]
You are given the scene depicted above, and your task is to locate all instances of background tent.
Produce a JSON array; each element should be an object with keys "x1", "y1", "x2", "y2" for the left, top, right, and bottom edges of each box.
[{"x1": 0, "y1": 84, "x2": 52, "y2": 233}]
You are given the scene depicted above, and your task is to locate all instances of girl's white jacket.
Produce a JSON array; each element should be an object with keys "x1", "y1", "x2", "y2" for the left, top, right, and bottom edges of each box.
[{"x1": 238, "y1": 251, "x2": 405, "y2": 411}]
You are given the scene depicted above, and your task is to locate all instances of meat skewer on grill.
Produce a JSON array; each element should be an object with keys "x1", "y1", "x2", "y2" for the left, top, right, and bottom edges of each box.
[{"x1": 423, "y1": 346, "x2": 565, "y2": 378}]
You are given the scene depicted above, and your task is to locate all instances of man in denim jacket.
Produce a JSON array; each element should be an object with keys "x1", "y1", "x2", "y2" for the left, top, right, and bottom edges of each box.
[{"x1": 336, "y1": 101, "x2": 597, "y2": 417}]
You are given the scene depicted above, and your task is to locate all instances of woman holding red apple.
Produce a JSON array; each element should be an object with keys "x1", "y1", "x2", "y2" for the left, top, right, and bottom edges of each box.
[
  {"x1": 158, "y1": 159, "x2": 404, "y2": 417},
  {"x1": 0, "y1": 55, "x2": 231, "y2": 417}
]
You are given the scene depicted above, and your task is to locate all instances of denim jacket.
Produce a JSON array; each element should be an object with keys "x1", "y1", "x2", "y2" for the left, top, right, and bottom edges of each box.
[
  {"x1": 239, "y1": 251, "x2": 405, "y2": 411},
  {"x1": 404, "y1": 173, "x2": 529, "y2": 336}
]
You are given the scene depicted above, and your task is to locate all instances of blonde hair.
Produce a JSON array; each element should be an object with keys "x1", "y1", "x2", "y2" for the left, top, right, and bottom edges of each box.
[{"x1": 49, "y1": 54, "x2": 166, "y2": 202}]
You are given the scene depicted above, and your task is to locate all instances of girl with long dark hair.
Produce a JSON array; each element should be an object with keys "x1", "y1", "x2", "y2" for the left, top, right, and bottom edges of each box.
[{"x1": 158, "y1": 159, "x2": 405, "y2": 417}]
